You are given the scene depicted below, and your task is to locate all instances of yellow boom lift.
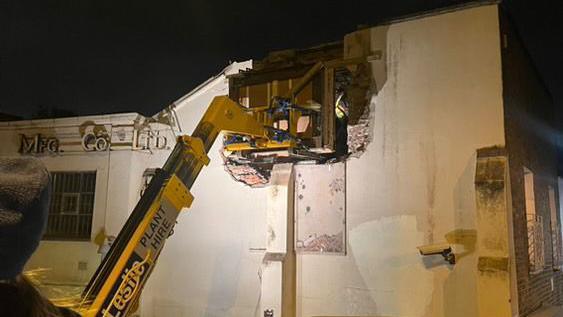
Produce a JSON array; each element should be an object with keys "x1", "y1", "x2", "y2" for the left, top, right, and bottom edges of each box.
[
  {"x1": 78, "y1": 95, "x2": 310, "y2": 316},
  {"x1": 75, "y1": 36, "x2": 374, "y2": 315}
]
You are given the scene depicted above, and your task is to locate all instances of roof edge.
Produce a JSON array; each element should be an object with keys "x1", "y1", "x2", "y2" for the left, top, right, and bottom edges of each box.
[
  {"x1": 0, "y1": 111, "x2": 145, "y2": 128},
  {"x1": 162, "y1": 60, "x2": 252, "y2": 114},
  {"x1": 365, "y1": 0, "x2": 501, "y2": 29}
]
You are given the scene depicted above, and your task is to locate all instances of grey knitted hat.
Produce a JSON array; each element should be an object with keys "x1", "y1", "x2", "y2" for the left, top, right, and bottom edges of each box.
[{"x1": 0, "y1": 157, "x2": 50, "y2": 280}]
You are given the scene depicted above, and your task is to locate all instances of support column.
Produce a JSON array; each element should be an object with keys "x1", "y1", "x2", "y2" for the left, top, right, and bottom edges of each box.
[
  {"x1": 475, "y1": 147, "x2": 512, "y2": 317},
  {"x1": 260, "y1": 163, "x2": 296, "y2": 317}
]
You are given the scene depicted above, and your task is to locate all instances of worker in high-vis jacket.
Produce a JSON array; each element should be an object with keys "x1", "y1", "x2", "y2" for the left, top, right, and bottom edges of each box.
[{"x1": 0, "y1": 158, "x2": 79, "y2": 317}]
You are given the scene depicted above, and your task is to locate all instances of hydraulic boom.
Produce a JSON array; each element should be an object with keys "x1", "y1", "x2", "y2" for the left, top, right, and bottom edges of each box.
[{"x1": 79, "y1": 96, "x2": 278, "y2": 317}]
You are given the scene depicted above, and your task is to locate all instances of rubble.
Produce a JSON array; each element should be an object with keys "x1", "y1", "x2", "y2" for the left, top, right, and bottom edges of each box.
[
  {"x1": 223, "y1": 157, "x2": 272, "y2": 187},
  {"x1": 220, "y1": 40, "x2": 375, "y2": 185},
  {"x1": 298, "y1": 232, "x2": 344, "y2": 253},
  {"x1": 347, "y1": 103, "x2": 372, "y2": 158}
]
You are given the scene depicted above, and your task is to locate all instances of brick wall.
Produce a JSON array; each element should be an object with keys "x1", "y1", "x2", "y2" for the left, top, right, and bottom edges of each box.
[{"x1": 500, "y1": 9, "x2": 562, "y2": 317}]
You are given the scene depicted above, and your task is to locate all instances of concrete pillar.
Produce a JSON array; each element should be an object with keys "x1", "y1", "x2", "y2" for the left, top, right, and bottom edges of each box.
[
  {"x1": 475, "y1": 147, "x2": 512, "y2": 317},
  {"x1": 260, "y1": 163, "x2": 296, "y2": 317}
]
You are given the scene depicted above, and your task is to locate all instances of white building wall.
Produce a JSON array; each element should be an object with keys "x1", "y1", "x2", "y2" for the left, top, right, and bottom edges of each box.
[
  {"x1": 140, "y1": 5, "x2": 508, "y2": 317},
  {"x1": 0, "y1": 127, "x2": 112, "y2": 284},
  {"x1": 299, "y1": 5, "x2": 506, "y2": 317},
  {"x1": 141, "y1": 61, "x2": 272, "y2": 316},
  {"x1": 26, "y1": 151, "x2": 110, "y2": 284},
  {"x1": 103, "y1": 150, "x2": 173, "y2": 236},
  {"x1": 0, "y1": 115, "x2": 176, "y2": 286}
]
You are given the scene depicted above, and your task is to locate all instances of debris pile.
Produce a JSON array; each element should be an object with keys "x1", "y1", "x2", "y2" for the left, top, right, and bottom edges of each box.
[
  {"x1": 223, "y1": 158, "x2": 272, "y2": 187},
  {"x1": 299, "y1": 232, "x2": 344, "y2": 253},
  {"x1": 347, "y1": 101, "x2": 372, "y2": 157}
]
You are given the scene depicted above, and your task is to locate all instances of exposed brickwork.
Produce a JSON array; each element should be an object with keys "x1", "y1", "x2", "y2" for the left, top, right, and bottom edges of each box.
[{"x1": 500, "y1": 11, "x2": 562, "y2": 317}]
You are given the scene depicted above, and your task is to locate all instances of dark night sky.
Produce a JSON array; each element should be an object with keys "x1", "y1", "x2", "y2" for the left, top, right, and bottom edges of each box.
[{"x1": 0, "y1": 0, "x2": 561, "y2": 120}]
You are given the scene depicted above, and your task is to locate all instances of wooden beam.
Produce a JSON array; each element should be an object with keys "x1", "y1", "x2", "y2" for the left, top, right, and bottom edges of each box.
[
  {"x1": 322, "y1": 68, "x2": 335, "y2": 150},
  {"x1": 282, "y1": 169, "x2": 297, "y2": 317}
]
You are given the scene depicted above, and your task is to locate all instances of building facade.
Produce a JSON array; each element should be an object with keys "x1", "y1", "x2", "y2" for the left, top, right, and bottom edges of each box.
[
  {"x1": 0, "y1": 3, "x2": 560, "y2": 317},
  {"x1": 0, "y1": 112, "x2": 175, "y2": 286},
  {"x1": 144, "y1": 3, "x2": 561, "y2": 317}
]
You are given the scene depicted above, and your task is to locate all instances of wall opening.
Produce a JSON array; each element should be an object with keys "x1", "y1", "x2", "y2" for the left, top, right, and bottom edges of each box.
[
  {"x1": 524, "y1": 167, "x2": 545, "y2": 273},
  {"x1": 222, "y1": 39, "x2": 376, "y2": 187},
  {"x1": 549, "y1": 185, "x2": 561, "y2": 269},
  {"x1": 44, "y1": 171, "x2": 96, "y2": 241}
]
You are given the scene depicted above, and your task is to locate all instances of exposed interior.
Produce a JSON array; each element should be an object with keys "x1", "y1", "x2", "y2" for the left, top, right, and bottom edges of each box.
[{"x1": 222, "y1": 41, "x2": 374, "y2": 186}]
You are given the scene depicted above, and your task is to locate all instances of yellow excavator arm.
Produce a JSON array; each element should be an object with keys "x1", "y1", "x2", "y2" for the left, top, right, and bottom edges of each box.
[{"x1": 78, "y1": 96, "x2": 281, "y2": 317}]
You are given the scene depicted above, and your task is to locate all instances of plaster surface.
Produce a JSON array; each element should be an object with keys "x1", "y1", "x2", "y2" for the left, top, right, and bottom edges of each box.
[{"x1": 299, "y1": 4, "x2": 506, "y2": 317}]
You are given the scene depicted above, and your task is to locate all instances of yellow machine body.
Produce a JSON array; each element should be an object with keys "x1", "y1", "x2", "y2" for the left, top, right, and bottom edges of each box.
[{"x1": 79, "y1": 96, "x2": 290, "y2": 317}]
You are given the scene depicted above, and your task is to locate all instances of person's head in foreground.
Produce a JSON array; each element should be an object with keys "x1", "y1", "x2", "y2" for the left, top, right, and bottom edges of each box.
[{"x1": 0, "y1": 157, "x2": 78, "y2": 317}]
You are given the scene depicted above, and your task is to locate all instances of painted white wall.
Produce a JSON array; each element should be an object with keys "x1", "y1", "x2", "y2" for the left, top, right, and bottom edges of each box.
[
  {"x1": 141, "y1": 61, "x2": 270, "y2": 317},
  {"x1": 140, "y1": 5, "x2": 508, "y2": 316},
  {"x1": 103, "y1": 149, "x2": 174, "y2": 236},
  {"x1": 0, "y1": 115, "x2": 176, "y2": 285},
  {"x1": 8, "y1": 149, "x2": 111, "y2": 284},
  {"x1": 299, "y1": 5, "x2": 506, "y2": 317}
]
